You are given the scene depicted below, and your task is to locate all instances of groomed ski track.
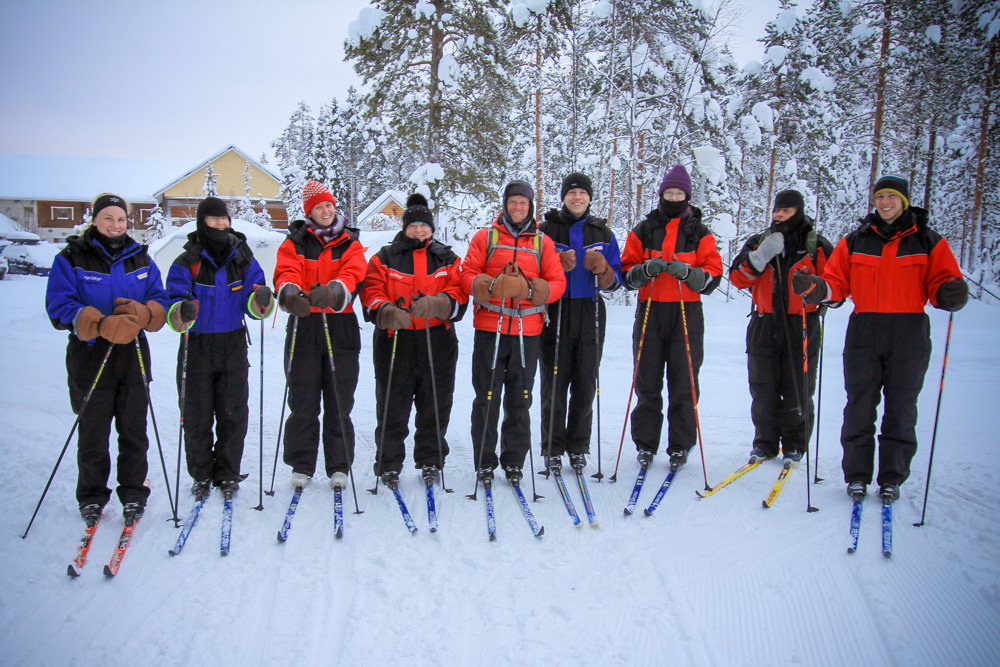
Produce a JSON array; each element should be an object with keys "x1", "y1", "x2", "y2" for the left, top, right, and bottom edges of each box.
[{"x1": 2, "y1": 273, "x2": 999, "y2": 665}]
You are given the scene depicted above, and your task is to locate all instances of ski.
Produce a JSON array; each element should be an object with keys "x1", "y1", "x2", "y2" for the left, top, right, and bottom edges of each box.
[
  {"x1": 169, "y1": 491, "x2": 210, "y2": 556},
  {"x1": 553, "y1": 470, "x2": 581, "y2": 526},
  {"x1": 484, "y1": 480, "x2": 497, "y2": 542},
  {"x1": 847, "y1": 500, "x2": 863, "y2": 554},
  {"x1": 220, "y1": 491, "x2": 234, "y2": 556},
  {"x1": 882, "y1": 502, "x2": 893, "y2": 557},
  {"x1": 391, "y1": 487, "x2": 418, "y2": 534},
  {"x1": 426, "y1": 480, "x2": 438, "y2": 533},
  {"x1": 67, "y1": 519, "x2": 100, "y2": 577},
  {"x1": 696, "y1": 458, "x2": 765, "y2": 498},
  {"x1": 644, "y1": 466, "x2": 680, "y2": 517},
  {"x1": 333, "y1": 486, "x2": 344, "y2": 539},
  {"x1": 103, "y1": 519, "x2": 139, "y2": 577},
  {"x1": 574, "y1": 469, "x2": 598, "y2": 527},
  {"x1": 762, "y1": 461, "x2": 795, "y2": 508},
  {"x1": 512, "y1": 483, "x2": 544, "y2": 537},
  {"x1": 623, "y1": 466, "x2": 648, "y2": 516},
  {"x1": 276, "y1": 486, "x2": 303, "y2": 543}
]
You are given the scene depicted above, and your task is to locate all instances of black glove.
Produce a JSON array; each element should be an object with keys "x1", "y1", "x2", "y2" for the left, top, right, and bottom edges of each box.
[
  {"x1": 254, "y1": 285, "x2": 273, "y2": 309},
  {"x1": 791, "y1": 270, "x2": 828, "y2": 305},
  {"x1": 935, "y1": 278, "x2": 968, "y2": 312}
]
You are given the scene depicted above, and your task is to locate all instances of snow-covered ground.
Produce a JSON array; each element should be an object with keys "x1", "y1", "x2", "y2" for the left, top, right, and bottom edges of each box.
[{"x1": 1, "y1": 254, "x2": 998, "y2": 666}]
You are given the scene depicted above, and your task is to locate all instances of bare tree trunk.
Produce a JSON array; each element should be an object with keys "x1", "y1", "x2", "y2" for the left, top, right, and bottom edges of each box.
[
  {"x1": 608, "y1": 137, "x2": 618, "y2": 225},
  {"x1": 765, "y1": 72, "x2": 783, "y2": 227},
  {"x1": 923, "y1": 116, "x2": 937, "y2": 211},
  {"x1": 970, "y1": 38, "x2": 996, "y2": 276},
  {"x1": 867, "y1": 0, "x2": 892, "y2": 210},
  {"x1": 636, "y1": 132, "x2": 644, "y2": 220},
  {"x1": 596, "y1": 0, "x2": 617, "y2": 209}
]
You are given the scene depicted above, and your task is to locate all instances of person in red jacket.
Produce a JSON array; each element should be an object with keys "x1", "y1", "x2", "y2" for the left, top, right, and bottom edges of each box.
[
  {"x1": 461, "y1": 180, "x2": 567, "y2": 483},
  {"x1": 792, "y1": 174, "x2": 968, "y2": 504},
  {"x1": 273, "y1": 181, "x2": 367, "y2": 492},
  {"x1": 361, "y1": 194, "x2": 468, "y2": 489},
  {"x1": 730, "y1": 189, "x2": 835, "y2": 465},
  {"x1": 621, "y1": 165, "x2": 723, "y2": 472}
]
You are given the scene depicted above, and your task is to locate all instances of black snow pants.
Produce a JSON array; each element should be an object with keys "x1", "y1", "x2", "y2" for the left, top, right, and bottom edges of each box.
[
  {"x1": 539, "y1": 297, "x2": 606, "y2": 457},
  {"x1": 630, "y1": 301, "x2": 704, "y2": 456},
  {"x1": 746, "y1": 311, "x2": 821, "y2": 456},
  {"x1": 372, "y1": 325, "x2": 458, "y2": 475},
  {"x1": 67, "y1": 336, "x2": 152, "y2": 508},
  {"x1": 470, "y1": 329, "x2": 540, "y2": 472},
  {"x1": 841, "y1": 312, "x2": 931, "y2": 487},
  {"x1": 176, "y1": 329, "x2": 249, "y2": 485},
  {"x1": 282, "y1": 312, "x2": 360, "y2": 479}
]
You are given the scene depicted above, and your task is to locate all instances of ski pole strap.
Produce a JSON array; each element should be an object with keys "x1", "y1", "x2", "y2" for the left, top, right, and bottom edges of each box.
[{"x1": 473, "y1": 297, "x2": 546, "y2": 317}]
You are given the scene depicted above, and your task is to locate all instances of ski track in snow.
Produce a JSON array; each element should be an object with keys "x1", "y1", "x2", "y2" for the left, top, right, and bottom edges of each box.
[{"x1": 2, "y1": 274, "x2": 1000, "y2": 666}]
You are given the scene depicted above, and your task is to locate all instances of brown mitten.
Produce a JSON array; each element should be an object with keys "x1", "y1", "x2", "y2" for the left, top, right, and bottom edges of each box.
[
  {"x1": 98, "y1": 314, "x2": 142, "y2": 344},
  {"x1": 528, "y1": 278, "x2": 550, "y2": 306},
  {"x1": 410, "y1": 293, "x2": 453, "y2": 320},
  {"x1": 559, "y1": 250, "x2": 576, "y2": 272},
  {"x1": 376, "y1": 304, "x2": 413, "y2": 330}
]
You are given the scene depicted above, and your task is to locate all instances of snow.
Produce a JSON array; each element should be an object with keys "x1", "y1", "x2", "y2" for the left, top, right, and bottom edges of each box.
[
  {"x1": 763, "y1": 45, "x2": 788, "y2": 68},
  {"x1": 692, "y1": 145, "x2": 725, "y2": 186},
  {"x1": 438, "y1": 54, "x2": 461, "y2": 87},
  {"x1": 511, "y1": 3, "x2": 531, "y2": 27},
  {"x1": 773, "y1": 8, "x2": 798, "y2": 34},
  {"x1": 751, "y1": 102, "x2": 775, "y2": 133},
  {"x1": 346, "y1": 7, "x2": 388, "y2": 47},
  {"x1": 743, "y1": 60, "x2": 763, "y2": 77},
  {"x1": 925, "y1": 25, "x2": 942, "y2": 44},
  {"x1": 415, "y1": 1, "x2": 436, "y2": 20},
  {"x1": 2, "y1": 274, "x2": 999, "y2": 665},
  {"x1": 800, "y1": 67, "x2": 837, "y2": 93},
  {"x1": 592, "y1": 0, "x2": 612, "y2": 19},
  {"x1": 0, "y1": 211, "x2": 23, "y2": 234}
]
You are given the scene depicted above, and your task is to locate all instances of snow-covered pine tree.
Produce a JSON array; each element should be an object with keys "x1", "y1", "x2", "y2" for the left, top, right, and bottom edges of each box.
[
  {"x1": 234, "y1": 161, "x2": 258, "y2": 224},
  {"x1": 145, "y1": 202, "x2": 169, "y2": 242},
  {"x1": 203, "y1": 163, "x2": 219, "y2": 197},
  {"x1": 344, "y1": 0, "x2": 514, "y2": 240},
  {"x1": 271, "y1": 102, "x2": 316, "y2": 221}
]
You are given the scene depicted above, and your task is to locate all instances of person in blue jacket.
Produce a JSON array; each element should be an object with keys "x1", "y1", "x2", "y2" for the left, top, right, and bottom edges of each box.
[
  {"x1": 165, "y1": 197, "x2": 274, "y2": 499},
  {"x1": 46, "y1": 193, "x2": 169, "y2": 527},
  {"x1": 538, "y1": 173, "x2": 623, "y2": 473}
]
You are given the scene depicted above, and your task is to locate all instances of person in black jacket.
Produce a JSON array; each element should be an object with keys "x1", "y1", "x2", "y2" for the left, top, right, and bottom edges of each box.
[
  {"x1": 45, "y1": 193, "x2": 168, "y2": 526},
  {"x1": 538, "y1": 173, "x2": 623, "y2": 474},
  {"x1": 729, "y1": 190, "x2": 836, "y2": 464}
]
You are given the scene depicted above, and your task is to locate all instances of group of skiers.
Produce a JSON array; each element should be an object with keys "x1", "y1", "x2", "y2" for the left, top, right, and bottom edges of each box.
[{"x1": 44, "y1": 167, "x2": 968, "y2": 529}]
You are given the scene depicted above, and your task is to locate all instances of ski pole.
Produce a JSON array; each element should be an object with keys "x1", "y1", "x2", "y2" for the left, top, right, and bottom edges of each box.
[
  {"x1": 543, "y1": 299, "x2": 564, "y2": 477},
  {"x1": 814, "y1": 307, "x2": 826, "y2": 483},
  {"x1": 253, "y1": 312, "x2": 265, "y2": 512},
  {"x1": 423, "y1": 316, "x2": 453, "y2": 493},
  {"x1": 592, "y1": 275, "x2": 604, "y2": 481},
  {"x1": 915, "y1": 311, "x2": 954, "y2": 528},
  {"x1": 802, "y1": 309, "x2": 818, "y2": 513},
  {"x1": 175, "y1": 330, "x2": 189, "y2": 523},
  {"x1": 677, "y1": 279, "x2": 710, "y2": 491},
  {"x1": 319, "y1": 310, "x2": 363, "y2": 514},
  {"x1": 134, "y1": 338, "x2": 178, "y2": 525},
  {"x1": 611, "y1": 276, "x2": 656, "y2": 482},
  {"x1": 369, "y1": 329, "x2": 399, "y2": 496},
  {"x1": 21, "y1": 343, "x2": 114, "y2": 539},
  {"x1": 468, "y1": 292, "x2": 506, "y2": 501},
  {"x1": 266, "y1": 315, "x2": 298, "y2": 496}
]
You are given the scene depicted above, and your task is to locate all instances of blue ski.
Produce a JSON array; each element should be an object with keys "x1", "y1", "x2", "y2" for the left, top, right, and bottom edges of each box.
[
  {"x1": 485, "y1": 481, "x2": 497, "y2": 542},
  {"x1": 512, "y1": 483, "x2": 544, "y2": 537},
  {"x1": 392, "y1": 488, "x2": 418, "y2": 534},
  {"x1": 847, "y1": 500, "x2": 863, "y2": 554},
  {"x1": 624, "y1": 466, "x2": 648, "y2": 516},
  {"x1": 644, "y1": 466, "x2": 679, "y2": 517},
  {"x1": 220, "y1": 492, "x2": 234, "y2": 556},
  {"x1": 169, "y1": 491, "x2": 210, "y2": 556},
  {"x1": 553, "y1": 470, "x2": 581, "y2": 526},
  {"x1": 426, "y1": 481, "x2": 438, "y2": 533},
  {"x1": 333, "y1": 486, "x2": 344, "y2": 539},
  {"x1": 277, "y1": 487, "x2": 302, "y2": 543},
  {"x1": 882, "y1": 503, "x2": 893, "y2": 557},
  {"x1": 574, "y1": 469, "x2": 598, "y2": 527}
]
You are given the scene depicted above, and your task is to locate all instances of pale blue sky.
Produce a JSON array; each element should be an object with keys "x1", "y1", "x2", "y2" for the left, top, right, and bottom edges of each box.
[{"x1": 0, "y1": 0, "x2": 780, "y2": 163}]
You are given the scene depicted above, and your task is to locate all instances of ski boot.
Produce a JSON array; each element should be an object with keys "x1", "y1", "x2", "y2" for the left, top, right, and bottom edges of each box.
[
  {"x1": 380, "y1": 470, "x2": 400, "y2": 491},
  {"x1": 122, "y1": 502, "x2": 144, "y2": 527},
  {"x1": 504, "y1": 466, "x2": 523, "y2": 485},
  {"x1": 290, "y1": 472, "x2": 311, "y2": 489},
  {"x1": 748, "y1": 447, "x2": 771, "y2": 465},
  {"x1": 783, "y1": 449, "x2": 803, "y2": 463},
  {"x1": 879, "y1": 483, "x2": 899, "y2": 505},
  {"x1": 80, "y1": 503, "x2": 102, "y2": 528},
  {"x1": 667, "y1": 449, "x2": 687, "y2": 472},
  {"x1": 636, "y1": 449, "x2": 654, "y2": 469},
  {"x1": 191, "y1": 479, "x2": 212, "y2": 501},
  {"x1": 847, "y1": 481, "x2": 867, "y2": 503},
  {"x1": 421, "y1": 465, "x2": 439, "y2": 486},
  {"x1": 329, "y1": 471, "x2": 349, "y2": 491},
  {"x1": 218, "y1": 480, "x2": 239, "y2": 497},
  {"x1": 569, "y1": 453, "x2": 586, "y2": 471}
]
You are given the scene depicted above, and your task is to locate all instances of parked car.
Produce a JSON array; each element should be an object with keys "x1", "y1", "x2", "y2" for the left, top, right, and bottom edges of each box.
[
  {"x1": 0, "y1": 254, "x2": 8, "y2": 280},
  {"x1": 1, "y1": 232, "x2": 61, "y2": 276}
]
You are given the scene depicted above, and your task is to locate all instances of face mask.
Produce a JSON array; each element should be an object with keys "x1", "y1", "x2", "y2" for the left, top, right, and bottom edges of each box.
[
  {"x1": 93, "y1": 228, "x2": 129, "y2": 253},
  {"x1": 659, "y1": 198, "x2": 689, "y2": 219}
]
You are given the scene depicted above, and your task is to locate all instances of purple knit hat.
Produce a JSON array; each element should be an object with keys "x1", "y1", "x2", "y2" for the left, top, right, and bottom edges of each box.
[{"x1": 658, "y1": 165, "x2": 692, "y2": 199}]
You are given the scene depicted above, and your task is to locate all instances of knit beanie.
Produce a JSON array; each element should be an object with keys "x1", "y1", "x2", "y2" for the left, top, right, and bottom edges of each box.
[
  {"x1": 503, "y1": 180, "x2": 535, "y2": 223},
  {"x1": 92, "y1": 193, "x2": 129, "y2": 219},
  {"x1": 774, "y1": 189, "x2": 805, "y2": 211},
  {"x1": 873, "y1": 174, "x2": 910, "y2": 209},
  {"x1": 402, "y1": 193, "x2": 435, "y2": 231},
  {"x1": 658, "y1": 165, "x2": 692, "y2": 199},
  {"x1": 561, "y1": 172, "x2": 593, "y2": 200},
  {"x1": 302, "y1": 180, "x2": 337, "y2": 220}
]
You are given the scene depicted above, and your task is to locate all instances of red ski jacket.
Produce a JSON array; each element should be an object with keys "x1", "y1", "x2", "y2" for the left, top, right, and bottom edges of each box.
[{"x1": 273, "y1": 220, "x2": 367, "y2": 314}]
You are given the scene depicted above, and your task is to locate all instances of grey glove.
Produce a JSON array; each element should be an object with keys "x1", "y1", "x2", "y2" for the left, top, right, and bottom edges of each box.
[
  {"x1": 665, "y1": 260, "x2": 691, "y2": 280},
  {"x1": 684, "y1": 267, "x2": 709, "y2": 292},
  {"x1": 748, "y1": 232, "x2": 784, "y2": 272},
  {"x1": 644, "y1": 258, "x2": 670, "y2": 277}
]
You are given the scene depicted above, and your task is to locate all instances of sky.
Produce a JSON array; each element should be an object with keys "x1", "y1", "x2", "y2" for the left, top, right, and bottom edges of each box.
[{"x1": 0, "y1": 0, "x2": 782, "y2": 166}]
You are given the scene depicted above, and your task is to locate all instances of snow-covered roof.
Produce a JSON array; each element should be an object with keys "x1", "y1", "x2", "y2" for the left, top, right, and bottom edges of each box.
[
  {"x1": 357, "y1": 189, "x2": 406, "y2": 226},
  {"x1": 0, "y1": 155, "x2": 192, "y2": 202},
  {"x1": 0, "y1": 212, "x2": 22, "y2": 234},
  {"x1": 152, "y1": 145, "x2": 280, "y2": 199}
]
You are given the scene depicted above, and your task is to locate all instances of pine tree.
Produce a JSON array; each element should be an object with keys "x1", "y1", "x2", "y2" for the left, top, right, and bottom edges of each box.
[{"x1": 203, "y1": 164, "x2": 219, "y2": 197}]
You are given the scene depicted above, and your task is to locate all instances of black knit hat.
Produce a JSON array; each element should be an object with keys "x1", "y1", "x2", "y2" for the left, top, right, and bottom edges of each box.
[
  {"x1": 503, "y1": 180, "x2": 535, "y2": 222},
  {"x1": 92, "y1": 193, "x2": 129, "y2": 219},
  {"x1": 197, "y1": 196, "x2": 230, "y2": 225},
  {"x1": 774, "y1": 189, "x2": 805, "y2": 211},
  {"x1": 402, "y1": 193, "x2": 434, "y2": 231},
  {"x1": 561, "y1": 172, "x2": 593, "y2": 200},
  {"x1": 873, "y1": 174, "x2": 910, "y2": 209}
]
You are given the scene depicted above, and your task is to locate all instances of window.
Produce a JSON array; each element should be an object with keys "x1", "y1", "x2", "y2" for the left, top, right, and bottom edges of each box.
[{"x1": 51, "y1": 206, "x2": 73, "y2": 221}]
